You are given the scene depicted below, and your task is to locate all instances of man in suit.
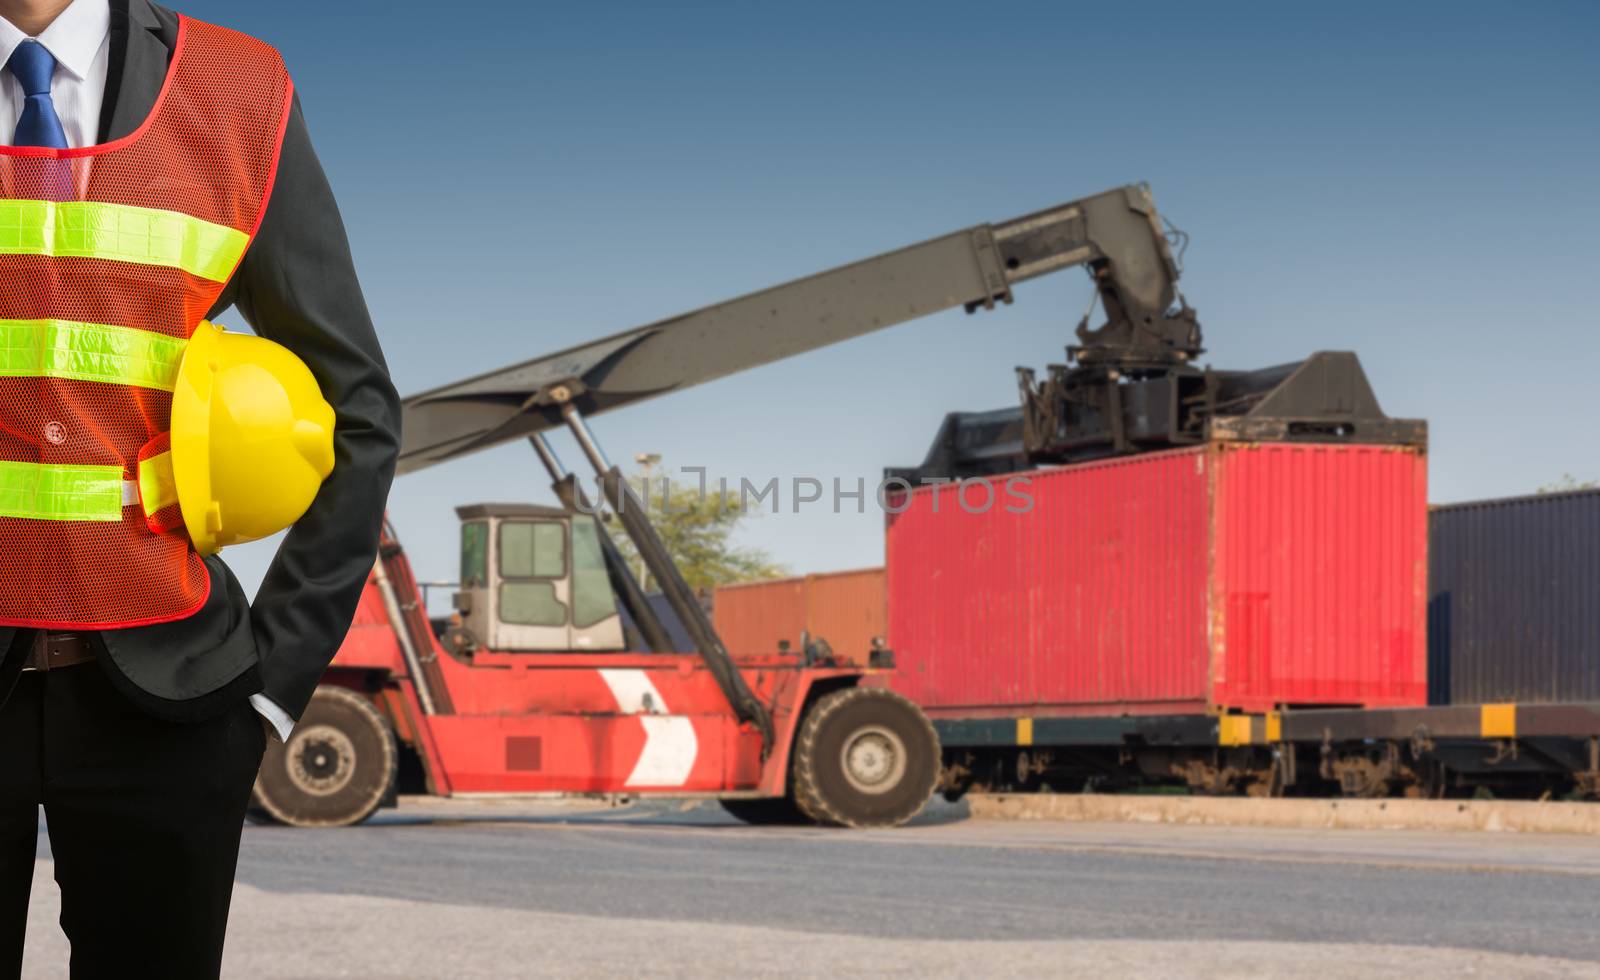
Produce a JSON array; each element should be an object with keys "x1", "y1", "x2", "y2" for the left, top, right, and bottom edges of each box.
[{"x1": 0, "y1": 0, "x2": 400, "y2": 975}]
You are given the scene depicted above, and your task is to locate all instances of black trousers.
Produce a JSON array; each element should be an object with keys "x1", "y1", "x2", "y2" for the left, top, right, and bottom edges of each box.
[{"x1": 0, "y1": 646, "x2": 266, "y2": 978}]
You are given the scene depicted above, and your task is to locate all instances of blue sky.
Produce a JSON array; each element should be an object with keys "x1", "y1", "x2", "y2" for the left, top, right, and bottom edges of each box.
[{"x1": 204, "y1": 1, "x2": 1600, "y2": 603}]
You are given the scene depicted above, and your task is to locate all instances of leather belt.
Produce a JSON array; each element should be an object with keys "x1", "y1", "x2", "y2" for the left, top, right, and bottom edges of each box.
[{"x1": 22, "y1": 631, "x2": 97, "y2": 672}]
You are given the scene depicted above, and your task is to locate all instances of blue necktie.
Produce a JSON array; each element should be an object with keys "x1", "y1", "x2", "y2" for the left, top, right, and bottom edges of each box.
[{"x1": 7, "y1": 40, "x2": 67, "y2": 148}]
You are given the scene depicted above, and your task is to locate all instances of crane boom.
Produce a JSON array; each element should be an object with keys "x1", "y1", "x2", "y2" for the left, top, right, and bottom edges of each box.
[
  {"x1": 390, "y1": 180, "x2": 1422, "y2": 745},
  {"x1": 398, "y1": 183, "x2": 1196, "y2": 474}
]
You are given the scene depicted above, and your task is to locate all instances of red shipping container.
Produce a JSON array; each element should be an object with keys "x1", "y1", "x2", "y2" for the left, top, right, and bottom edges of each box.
[
  {"x1": 886, "y1": 442, "x2": 1428, "y2": 717},
  {"x1": 715, "y1": 569, "x2": 886, "y2": 665}
]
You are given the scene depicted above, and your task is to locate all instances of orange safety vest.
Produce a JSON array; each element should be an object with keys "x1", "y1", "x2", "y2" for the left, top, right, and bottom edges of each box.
[{"x1": 0, "y1": 17, "x2": 291, "y2": 628}]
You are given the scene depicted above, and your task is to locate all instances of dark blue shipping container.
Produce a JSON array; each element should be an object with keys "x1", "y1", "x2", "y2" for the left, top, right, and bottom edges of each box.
[
  {"x1": 1428, "y1": 488, "x2": 1600, "y2": 704},
  {"x1": 619, "y1": 592, "x2": 704, "y2": 653}
]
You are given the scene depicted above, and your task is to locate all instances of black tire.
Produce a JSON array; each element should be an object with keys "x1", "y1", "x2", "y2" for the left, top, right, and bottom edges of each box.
[
  {"x1": 940, "y1": 785, "x2": 970, "y2": 804},
  {"x1": 252, "y1": 685, "x2": 397, "y2": 828},
  {"x1": 243, "y1": 805, "x2": 281, "y2": 826},
  {"x1": 792, "y1": 687, "x2": 939, "y2": 828},
  {"x1": 719, "y1": 797, "x2": 812, "y2": 825}
]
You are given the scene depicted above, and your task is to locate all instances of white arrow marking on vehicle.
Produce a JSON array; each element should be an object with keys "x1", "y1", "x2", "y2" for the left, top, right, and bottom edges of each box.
[{"x1": 598, "y1": 668, "x2": 698, "y2": 787}]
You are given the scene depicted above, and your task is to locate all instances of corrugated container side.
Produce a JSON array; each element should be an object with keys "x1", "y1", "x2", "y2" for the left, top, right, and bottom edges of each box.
[
  {"x1": 804, "y1": 569, "x2": 886, "y2": 664},
  {"x1": 1428, "y1": 489, "x2": 1600, "y2": 704},
  {"x1": 713, "y1": 569, "x2": 886, "y2": 663},
  {"x1": 1211, "y1": 443, "x2": 1428, "y2": 711},
  {"x1": 713, "y1": 578, "x2": 805, "y2": 656},
  {"x1": 887, "y1": 441, "x2": 1428, "y2": 716},
  {"x1": 888, "y1": 447, "x2": 1211, "y2": 714}
]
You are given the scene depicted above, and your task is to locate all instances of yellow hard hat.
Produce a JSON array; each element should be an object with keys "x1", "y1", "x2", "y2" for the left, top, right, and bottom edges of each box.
[{"x1": 168, "y1": 321, "x2": 336, "y2": 556}]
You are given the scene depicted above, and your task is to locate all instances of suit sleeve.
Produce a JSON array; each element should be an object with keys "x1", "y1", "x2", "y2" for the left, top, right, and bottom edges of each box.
[{"x1": 219, "y1": 92, "x2": 402, "y2": 720}]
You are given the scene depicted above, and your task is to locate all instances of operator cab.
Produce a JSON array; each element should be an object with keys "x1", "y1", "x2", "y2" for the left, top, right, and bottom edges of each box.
[{"x1": 453, "y1": 503, "x2": 624, "y2": 653}]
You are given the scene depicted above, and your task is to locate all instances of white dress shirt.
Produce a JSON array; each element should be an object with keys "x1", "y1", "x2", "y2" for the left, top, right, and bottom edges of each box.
[
  {"x1": 0, "y1": 0, "x2": 108, "y2": 147},
  {"x1": 0, "y1": 0, "x2": 294, "y2": 741}
]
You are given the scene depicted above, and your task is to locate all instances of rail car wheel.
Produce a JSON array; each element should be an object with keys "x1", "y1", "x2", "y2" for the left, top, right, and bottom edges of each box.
[
  {"x1": 791, "y1": 688, "x2": 939, "y2": 828},
  {"x1": 1576, "y1": 773, "x2": 1600, "y2": 802},
  {"x1": 720, "y1": 797, "x2": 810, "y2": 825},
  {"x1": 252, "y1": 685, "x2": 397, "y2": 828},
  {"x1": 1409, "y1": 759, "x2": 1473, "y2": 800}
]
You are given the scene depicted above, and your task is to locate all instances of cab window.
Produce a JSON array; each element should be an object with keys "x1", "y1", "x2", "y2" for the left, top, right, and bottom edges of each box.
[
  {"x1": 499, "y1": 521, "x2": 565, "y2": 579},
  {"x1": 570, "y1": 516, "x2": 618, "y2": 629},
  {"x1": 460, "y1": 521, "x2": 488, "y2": 588},
  {"x1": 498, "y1": 521, "x2": 567, "y2": 626}
]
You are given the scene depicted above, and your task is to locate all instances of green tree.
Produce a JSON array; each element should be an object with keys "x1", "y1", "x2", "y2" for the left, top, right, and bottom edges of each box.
[
  {"x1": 1538, "y1": 474, "x2": 1599, "y2": 494},
  {"x1": 612, "y1": 463, "x2": 787, "y2": 592}
]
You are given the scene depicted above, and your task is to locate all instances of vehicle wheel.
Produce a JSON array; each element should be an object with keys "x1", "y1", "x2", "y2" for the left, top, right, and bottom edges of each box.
[
  {"x1": 252, "y1": 685, "x2": 397, "y2": 828},
  {"x1": 791, "y1": 687, "x2": 939, "y2": 828},
  {"x1": 1414, "y1": 759, "x2": 1473, "y2": 800},
  {"x1": 719, "y1": 797, "x2": 812, "y2": 825}
]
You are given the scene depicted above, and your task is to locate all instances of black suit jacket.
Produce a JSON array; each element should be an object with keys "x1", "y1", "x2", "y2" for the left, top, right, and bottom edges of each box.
[{"x1": 0, "y1": 0, "x2": 402, "y2": 723}]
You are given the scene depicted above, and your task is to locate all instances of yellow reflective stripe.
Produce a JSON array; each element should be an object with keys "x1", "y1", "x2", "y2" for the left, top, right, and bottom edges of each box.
[
  {"x1": 137, "y1": 450, "x2": 178, "y2": 515},
  {"x1": 0, "y1": 459, "x2": 125, "y2": 521},
  {"x1": 0, "y1": 200, "x2": 247, "y2": 282},
  {"x1": 0, "y1": 319, "x2": 186, "y2": 390}
]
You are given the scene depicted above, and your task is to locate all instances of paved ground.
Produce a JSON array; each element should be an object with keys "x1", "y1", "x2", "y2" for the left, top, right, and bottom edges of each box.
[{"x1": 21, "y1": 797, "x2": 1600, "y2": 977}]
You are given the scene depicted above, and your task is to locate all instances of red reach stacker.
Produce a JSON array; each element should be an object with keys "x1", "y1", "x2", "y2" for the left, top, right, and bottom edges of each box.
[{"x1": 250, "y1": 184, "x2": 1330, "y2": 827}]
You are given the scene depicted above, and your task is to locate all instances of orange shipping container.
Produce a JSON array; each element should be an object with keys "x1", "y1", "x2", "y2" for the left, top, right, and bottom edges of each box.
[
  {"x1": 712, "y1": 577, "x2": 805, "y2": 657},
  {"x1": 715, "y1": 568, "x2": 885, "y2": 664}
]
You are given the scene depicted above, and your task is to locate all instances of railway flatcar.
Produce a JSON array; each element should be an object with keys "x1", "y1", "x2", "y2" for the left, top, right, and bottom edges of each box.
[
  {"x1": 750, "y1": 484, "x2": 1599, "y2": 801},
  {"x1": 926, "y1": 485, "x2": 1600, "y2": 800}
]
